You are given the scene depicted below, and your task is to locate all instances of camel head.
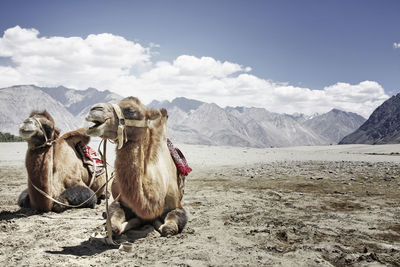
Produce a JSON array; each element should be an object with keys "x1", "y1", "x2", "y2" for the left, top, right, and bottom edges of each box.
[
  {"x1": 19, "y1": 111, "x2": 60, "y2": 147},
  {"x1": 85, "y1": 97, "x2": 162, "y2": 146}
]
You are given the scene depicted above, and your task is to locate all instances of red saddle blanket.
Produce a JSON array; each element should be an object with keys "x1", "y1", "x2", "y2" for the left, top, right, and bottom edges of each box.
[
  {"x1": 167, "y1": 139, "x2": 192, "y2": 176},
  {"x1": 76, "y1": 143, "x2": 105, "y2": 177}
]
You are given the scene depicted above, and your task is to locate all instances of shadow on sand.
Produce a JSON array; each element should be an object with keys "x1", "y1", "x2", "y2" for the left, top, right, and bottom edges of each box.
[
  {"x1": 45, "y1": 239, "x2": 119, "y2": 256},
  {"x1": 0, "y1": 208, "x2": 37, "y2": 221},
  {"x1": 45, "y1": 225, "x2": 158, "y2": 256}
]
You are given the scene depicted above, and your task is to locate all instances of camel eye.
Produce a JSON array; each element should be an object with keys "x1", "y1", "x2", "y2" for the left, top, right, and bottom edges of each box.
[
  {"x1": 123, "y1": 108, "x2": 142, "y2": 120},
  {"x1": 42, "y1": 124, "x2": 52, "y2": 134}
]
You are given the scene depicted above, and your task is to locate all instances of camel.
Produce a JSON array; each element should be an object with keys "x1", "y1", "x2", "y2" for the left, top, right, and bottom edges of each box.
[
  {"x1": 85, "y1": 97, "x2": 187, "y2": 236},
  {"x1": 18, "y1": 110, "x2": 107, "y2": 212}
]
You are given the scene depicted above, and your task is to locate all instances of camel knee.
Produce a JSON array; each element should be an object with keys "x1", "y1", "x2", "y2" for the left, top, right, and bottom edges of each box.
[
  {"x1": 17, "y1": 188, "x2": 31, "y2": 208},
  {"x1": 66, "y1": 185, "x2": 97, "y2": 208},
  {"x1": 53, "y1": 185, "x2": 97, "y2": 212}
]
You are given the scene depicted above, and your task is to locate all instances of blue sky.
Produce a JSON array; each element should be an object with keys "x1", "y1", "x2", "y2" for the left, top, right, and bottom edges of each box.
[{"x1": 0, "y1": 0, "x2": 399, "y2": 117}]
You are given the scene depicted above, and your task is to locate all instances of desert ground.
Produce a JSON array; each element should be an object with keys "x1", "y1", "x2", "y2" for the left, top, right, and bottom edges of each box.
[{"x1": 0, "y1": 141, "x2": 399, "y2": 266}]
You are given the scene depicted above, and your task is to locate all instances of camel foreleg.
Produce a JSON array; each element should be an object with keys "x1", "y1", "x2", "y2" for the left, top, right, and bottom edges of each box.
[
  {"x1": 17, "y1": 188, "x2": 31, "y2": 208},
  {"x1": 107, "y1": 200, "x2": 143, "y2": 235},
  {"x1": 158, "y1": 208, "x2": 187, "y2": 237},
  {"x1": 120, "y1": 217, "x2": 143, "y2": 233}
]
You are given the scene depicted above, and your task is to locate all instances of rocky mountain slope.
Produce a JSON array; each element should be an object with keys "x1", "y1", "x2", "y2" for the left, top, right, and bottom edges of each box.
[
  {"x1": 304, "y1": 109, "x2": 366, "y2": 144},
  {"x1": 0, "y1": 85, "x2": 122, "y2": 135},
  {"x1": 40, "y1": 85, "x2": 122, "y2": 122},
  {"x1": 340, "y1": 93, "x2": 400, "y2": 144},
  {"x1": 1, "y1": 85, "x2": 366, "y2": 147},
  {"x1": 0, "y1": 85, "x2": 80, "y2": 135},
  {"x1": 150, "y1": 98, "x2": 366, "y2": 147}
]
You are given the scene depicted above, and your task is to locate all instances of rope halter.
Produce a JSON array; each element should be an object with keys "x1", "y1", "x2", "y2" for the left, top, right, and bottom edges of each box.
[
  {"x1": 111, "y1": 103, "x2": 150, "y2": 149},
  {"x1": 31, "y1": 116, "x2": 56, "y2": 149}
]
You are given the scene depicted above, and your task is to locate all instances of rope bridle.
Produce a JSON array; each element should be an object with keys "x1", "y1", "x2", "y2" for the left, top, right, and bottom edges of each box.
[
  {"x1": 111, "y1": 103, "x2": 150, "y2": 149},
  {"x1": 31, "y1": 116, "x2": 56, "y2": 149}
]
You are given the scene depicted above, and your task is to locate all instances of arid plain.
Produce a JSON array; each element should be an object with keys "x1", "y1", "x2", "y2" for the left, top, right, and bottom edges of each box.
[{"x1": 1, "y1": 142, "x2": 399, "y2": 266}]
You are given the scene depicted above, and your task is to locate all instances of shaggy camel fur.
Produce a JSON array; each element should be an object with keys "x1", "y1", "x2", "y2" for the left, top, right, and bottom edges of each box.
[
  {"x1": 86, "y1": 97, "x2": 187, "y2": 236},
  {"x1": 18, "y1": 111, "x2": 107, "y2": 212}
]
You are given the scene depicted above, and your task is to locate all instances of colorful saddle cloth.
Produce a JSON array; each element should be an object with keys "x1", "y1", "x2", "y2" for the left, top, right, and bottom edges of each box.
[
  {"x1": 76, "y1": 143, "x2": 105, "y2": 180},
  {"x1": 167, "y1": 138, "x2": 192, "y2": 176},
  {"x1": 167, "y1": 139, "x2": 192, "y2": 199}
]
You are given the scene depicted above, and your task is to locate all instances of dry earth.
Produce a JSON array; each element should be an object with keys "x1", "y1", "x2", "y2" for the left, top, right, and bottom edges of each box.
[{"x1": 0, "y1": 142, "x2": 400, "y2": 266}]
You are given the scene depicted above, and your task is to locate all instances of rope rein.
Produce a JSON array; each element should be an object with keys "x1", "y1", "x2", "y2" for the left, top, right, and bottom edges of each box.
[{"x1": 99, "y1": 139, "x2": 117, "y2": 245}]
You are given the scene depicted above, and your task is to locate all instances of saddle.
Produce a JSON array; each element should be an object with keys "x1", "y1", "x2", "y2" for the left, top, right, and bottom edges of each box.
[{"x1": 76, "y1": 143, "x2": 105, "y2": 187}]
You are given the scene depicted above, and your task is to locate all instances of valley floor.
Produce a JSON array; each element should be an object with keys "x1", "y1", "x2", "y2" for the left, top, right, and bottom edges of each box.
[{"x1": 0, "y1": 143, "x2": 399, "y2": 266}]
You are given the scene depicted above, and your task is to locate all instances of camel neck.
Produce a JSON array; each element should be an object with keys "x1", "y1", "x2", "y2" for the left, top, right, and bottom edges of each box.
[
  {"x1": 26, "y1": 144, "x2": 54, "y2": 211},
  {"x1": 115, "y1": 130, "x2": 166, "y2": 219}
]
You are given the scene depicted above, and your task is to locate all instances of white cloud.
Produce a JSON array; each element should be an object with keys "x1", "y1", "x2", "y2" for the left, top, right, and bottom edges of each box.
[
  {"x1": 394, "y1": 42, "x2": 400, "y2": 49},
  {"x1": 0, "y1": 26, "x2": 389, "y2": 118},
  {"x1": 0, "y1": 26, "x2": 151, "y2": 89}
]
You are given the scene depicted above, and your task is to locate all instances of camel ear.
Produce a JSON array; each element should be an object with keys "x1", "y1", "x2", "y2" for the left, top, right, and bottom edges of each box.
[
  {"x1": 54, "y1": 127, "x2": 61, "y2": 138},
  {"x1": 160, "y1": 108, "x2": 168, "y2": 118},
  {"x1": 146, "y1": 109, "x2": 161, "y2": 120}
]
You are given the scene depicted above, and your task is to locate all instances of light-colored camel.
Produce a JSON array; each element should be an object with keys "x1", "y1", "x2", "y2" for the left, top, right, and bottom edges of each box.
[
  {"x1": 18, "y1": 110, "x2": 107, "y2": 212},
  {"x1": 85, "y1": 97, "x2": 187, "y2": 236}
]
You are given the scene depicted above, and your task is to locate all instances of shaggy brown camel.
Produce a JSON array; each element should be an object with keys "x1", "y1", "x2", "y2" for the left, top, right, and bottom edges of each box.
[
  {"x1": 85, "y1": 97, "x2": 187, "y2": 236},
  {"x1": 18, "y1": 110, "x2": 107, "y2": 212}
]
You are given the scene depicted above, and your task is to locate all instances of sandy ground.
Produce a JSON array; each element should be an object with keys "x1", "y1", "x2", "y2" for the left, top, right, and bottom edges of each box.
[{"x1": 0, "y1": 141, "x2": 399, "y2": 266}]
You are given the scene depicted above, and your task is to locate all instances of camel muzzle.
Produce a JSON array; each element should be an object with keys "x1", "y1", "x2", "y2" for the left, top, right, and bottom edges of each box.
[{"x1": 19, "y1": 119, "x2": 37, "y2": 139}]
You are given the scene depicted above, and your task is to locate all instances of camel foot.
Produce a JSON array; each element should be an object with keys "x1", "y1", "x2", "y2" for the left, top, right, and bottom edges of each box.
[
  {"x1": 106, "y1": 200, "x2": 143, "y2": 235},
  {"x1": 120, "y1": 218, "x2": 143, "y2": 234},
  {"x1": 159, "y1": 208, "x2": 187, "y2": 236},
  {"x1": 107, "y1": 200, "x2": 126, "y2": 235},
  {"x1": 160, "y1": 222, "x2": 179, "y2": 237},
  {"x1": 17, "y1": 189, "x2": 31, "y2": 208}
]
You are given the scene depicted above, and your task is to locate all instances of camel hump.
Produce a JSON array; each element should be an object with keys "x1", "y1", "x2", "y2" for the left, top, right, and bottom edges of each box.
[{"x1": 60, "y1": 128, "x2": 90, "y2": 146}]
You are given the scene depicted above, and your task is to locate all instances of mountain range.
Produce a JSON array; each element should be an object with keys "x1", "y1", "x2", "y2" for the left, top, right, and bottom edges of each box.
[
  {"x1": 0, "y1": 85, "x2": 122, "y2": 136},
  {"x1": 1, "y1": 85, "x2": 366, "y2": 147},
  {"x1": 149, "y1": 98, "x2": 365, "y2": 147}
]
